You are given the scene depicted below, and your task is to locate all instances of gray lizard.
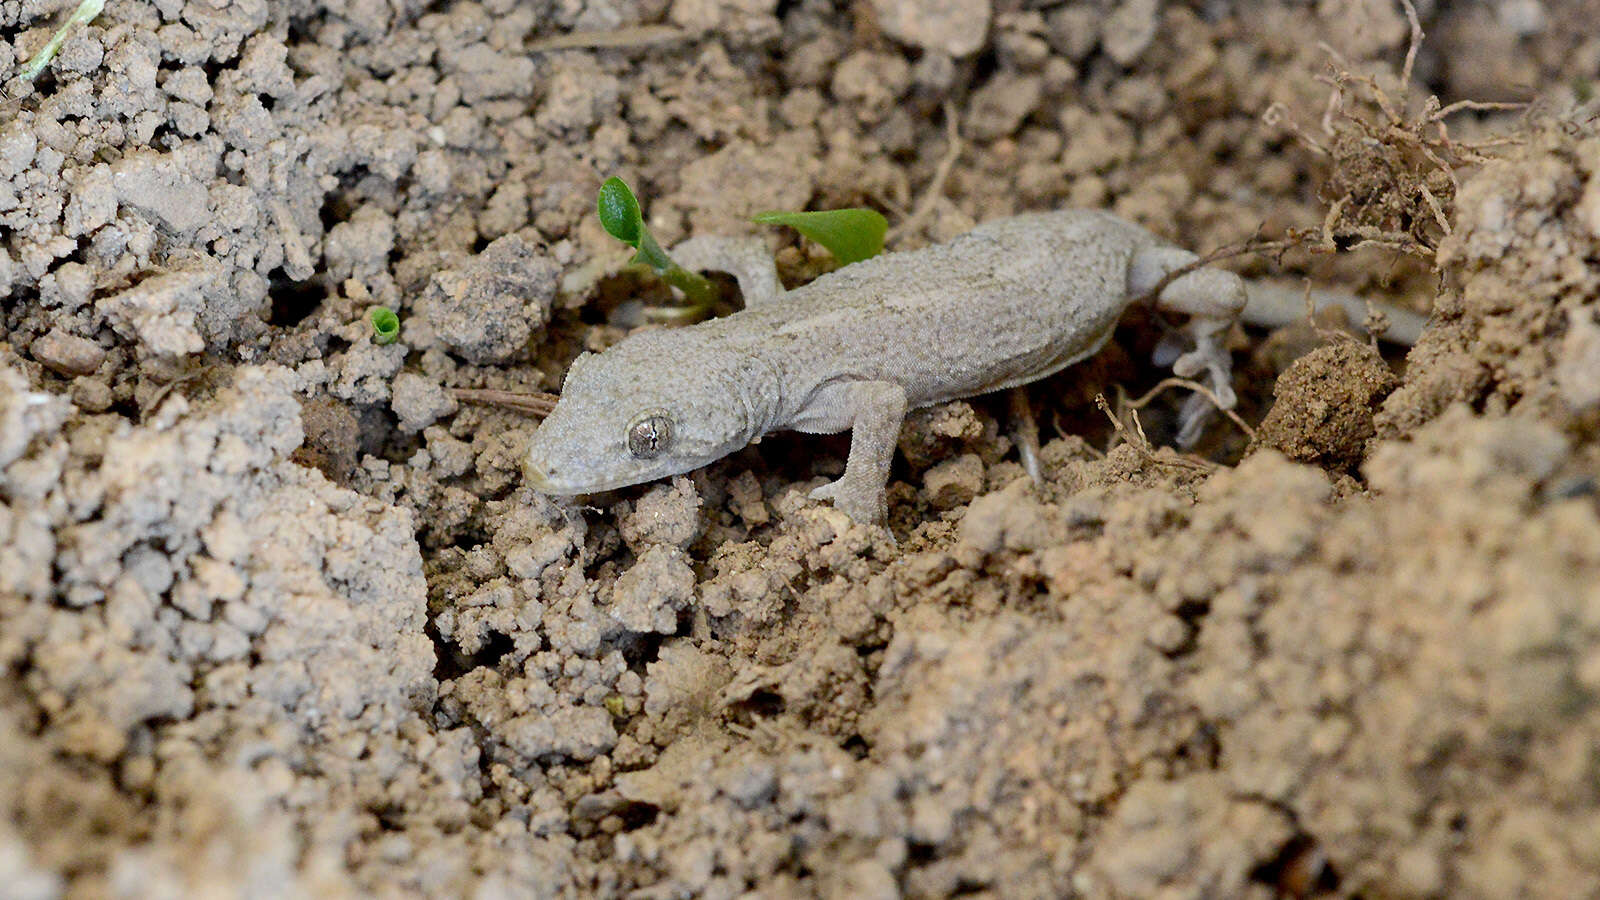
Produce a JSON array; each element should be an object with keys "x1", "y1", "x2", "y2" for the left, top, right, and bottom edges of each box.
[{"x1": 524, "y1": 210, "x2": 1421, "y2": 523}]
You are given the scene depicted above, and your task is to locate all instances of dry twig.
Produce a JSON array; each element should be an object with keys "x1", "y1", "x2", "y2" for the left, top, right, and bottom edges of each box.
[
  {"x1": 888, "y1": 103, "x2": 963, "y2": 245},
  {"x1": 1127, "y1": 232, "x2": 1309, "y2": 311},
  {"x1": 451, "y1": 388, "x2": 559, "y2": 418},
  {"x1": 1095, "y1": 394, "x2": 1214, "y2": 473},
  {"x1": 1124, "y1": 378, "x2": 1258, "y2": 441}
]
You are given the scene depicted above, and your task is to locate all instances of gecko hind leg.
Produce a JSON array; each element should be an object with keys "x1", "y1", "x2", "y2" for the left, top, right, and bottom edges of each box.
[
  {"x1": 1170, "y1": 317, "x2": 1236, "y2": 446},
  {"x1": 1130, "y1": 246, "x2": 1247, "y2": 446}
]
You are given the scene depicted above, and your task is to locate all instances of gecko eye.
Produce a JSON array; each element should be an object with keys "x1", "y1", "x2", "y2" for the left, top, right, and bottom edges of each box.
[{"x1": 626, "y1": 410, "x2": 674, "y2": 459}]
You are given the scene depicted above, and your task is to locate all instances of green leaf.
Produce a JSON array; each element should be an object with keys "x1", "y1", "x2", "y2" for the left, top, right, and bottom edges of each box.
[
  {"x1": 597, "y1": 176, "x2": 644, "y2": 247},
  {"x1": 753, "y1": 208, "x2": 888, "y2": 265},
  {"x1": 369, "y1": 306, "x2": 400, "y2": 345}
]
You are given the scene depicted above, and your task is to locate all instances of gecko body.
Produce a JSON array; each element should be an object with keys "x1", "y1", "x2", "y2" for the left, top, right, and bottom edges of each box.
[{"x1": 525, "y1": 210, "x2": 1407, "y2": 523}]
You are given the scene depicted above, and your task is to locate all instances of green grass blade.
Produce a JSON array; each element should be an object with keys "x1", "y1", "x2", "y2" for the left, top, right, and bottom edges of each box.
[{"x1": 18, "y1": 0, "x2": 105, "y2": 81}]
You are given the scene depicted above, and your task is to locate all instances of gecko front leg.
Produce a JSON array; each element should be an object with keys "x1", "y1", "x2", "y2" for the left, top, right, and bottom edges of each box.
[{"x1": 803, "y1": 380, "x2": 908, "y2": 524}]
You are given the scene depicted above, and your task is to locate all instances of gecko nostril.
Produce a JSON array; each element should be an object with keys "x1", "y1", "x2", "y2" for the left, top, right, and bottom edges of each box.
[{"x1": 526, "y1": 462, "x2": 553, "y2": 489}]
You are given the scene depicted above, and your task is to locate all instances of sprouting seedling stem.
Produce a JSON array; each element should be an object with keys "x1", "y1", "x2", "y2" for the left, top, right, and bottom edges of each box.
[
  {"x1": 18, "y1": 0, "x2": 106, "y2": 82},
  {"x1": 597, "y1": 176, "x2": 718, "y2": 310}
]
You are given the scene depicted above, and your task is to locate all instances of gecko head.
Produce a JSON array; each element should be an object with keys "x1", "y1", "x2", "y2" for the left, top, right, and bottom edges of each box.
[{"x1": 526, "y1": 331, "x2": 759, "y2": 496}]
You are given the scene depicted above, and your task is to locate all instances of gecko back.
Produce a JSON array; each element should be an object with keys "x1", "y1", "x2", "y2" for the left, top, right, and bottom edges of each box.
[{"x1": 755, "y1": 209, "x2": 1155, "y2": 408}]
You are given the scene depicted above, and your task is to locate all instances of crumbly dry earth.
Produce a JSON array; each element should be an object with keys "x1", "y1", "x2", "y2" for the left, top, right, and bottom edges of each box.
[{"x1": 3, "y1": 0, "x2": 1600, "y2": 897}]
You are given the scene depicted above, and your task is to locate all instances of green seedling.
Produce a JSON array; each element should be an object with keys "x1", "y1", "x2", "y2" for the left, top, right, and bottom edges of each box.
[
  {"x1": 18, "y1": 0, "x2": 105, "y2": 82},
  {"x1": 752, "y1": 208, "x2": 886, "y2": 265},
  {"x1": 369, "y1": 306, "x2": 400, "y2": 345},
  {"x1": 597, "y1": 176, "x2": 717, "y2": 310},
  {"x1": 596, "y1": 177, "x2": 889, "y2": 324}
]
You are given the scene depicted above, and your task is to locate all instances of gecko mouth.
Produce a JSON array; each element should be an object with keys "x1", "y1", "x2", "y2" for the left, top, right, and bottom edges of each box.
[
  {"x1": 525, "y1": 460, "x2": 654, "y2": 496},
  {"x1": 524, "y1": 462, "x2": 583, "y2": 495}
]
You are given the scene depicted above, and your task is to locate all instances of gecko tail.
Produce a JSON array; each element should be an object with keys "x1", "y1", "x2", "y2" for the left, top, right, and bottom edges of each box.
[{"x1": 1243, "y1": 279, "x2": 1425, "y2": 346}]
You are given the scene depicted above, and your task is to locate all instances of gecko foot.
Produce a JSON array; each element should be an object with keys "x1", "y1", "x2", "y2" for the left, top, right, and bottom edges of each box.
[
  {"x1": 1169, "y1": 318, "x2": 1237, "y2": 447},
  {"x1": 809, "y1": 478, "x2": 886, "y2": 525}
]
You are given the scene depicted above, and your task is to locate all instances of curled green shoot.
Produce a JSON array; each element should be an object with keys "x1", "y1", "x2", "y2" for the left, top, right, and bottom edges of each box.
[
  {"x1": 18, "y1": 0, "x2": 106, "y2": 82},
  {"x1": 369, "y1": 306, "x2": 400, "y2": 345}
]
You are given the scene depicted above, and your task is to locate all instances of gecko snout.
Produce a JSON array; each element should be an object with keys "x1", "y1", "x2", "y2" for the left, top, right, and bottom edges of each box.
[
  {"x1": 524, "y1": 460, "x2": 555, "y2": 492},
  {"x1": 525, "y1": 454, "x2": 593, "y2": 496}
]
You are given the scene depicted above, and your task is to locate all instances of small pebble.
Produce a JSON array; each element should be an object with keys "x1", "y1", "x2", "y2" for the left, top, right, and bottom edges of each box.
[
  {"x1": 33, "y1": 328, "x2": 106, "y2": 376},
  {"x1": 71, "y1": 376, "x2": 113, "y2": 412}
]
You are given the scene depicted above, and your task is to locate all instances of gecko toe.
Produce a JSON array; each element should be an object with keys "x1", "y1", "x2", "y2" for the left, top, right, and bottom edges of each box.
[{"x1": 809, "y1": 479, "x2": 885, "y2": 525}]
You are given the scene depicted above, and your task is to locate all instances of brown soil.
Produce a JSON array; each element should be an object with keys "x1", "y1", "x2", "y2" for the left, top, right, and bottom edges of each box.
[{"x1": 4, "y1": 0, "x2": 1600, "y2": 897}]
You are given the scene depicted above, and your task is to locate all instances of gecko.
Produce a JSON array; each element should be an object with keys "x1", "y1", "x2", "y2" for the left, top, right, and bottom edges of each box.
[{"x1": 524, "y1": 210, "x2": 1423, "y2": 524}]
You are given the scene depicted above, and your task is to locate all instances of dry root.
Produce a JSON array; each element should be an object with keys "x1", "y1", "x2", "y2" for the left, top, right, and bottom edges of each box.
[{"x1": 1264, "y1": 0, "x2": 1524, "y2": 263}]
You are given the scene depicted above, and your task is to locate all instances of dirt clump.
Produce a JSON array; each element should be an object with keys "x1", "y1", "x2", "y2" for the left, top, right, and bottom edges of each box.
[
  {"x1": 1381, "y1": 123, "x2": 1600, "y2": 437},
  {"x1": 1252, "y1": 339, "x2": 1399, "y2": 470}
]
